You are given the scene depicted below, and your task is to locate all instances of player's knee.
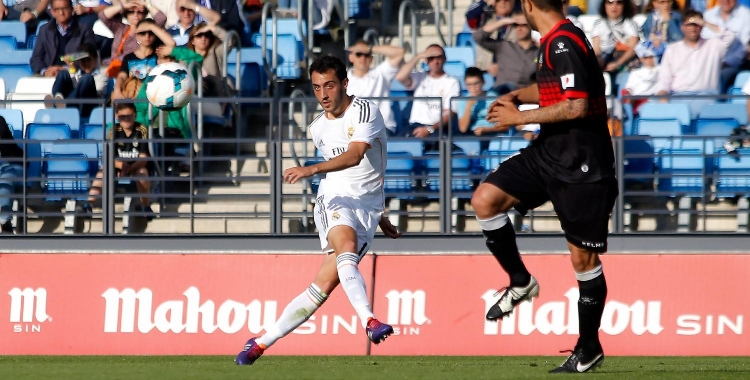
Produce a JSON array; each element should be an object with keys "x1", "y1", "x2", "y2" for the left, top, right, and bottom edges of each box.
[
  {"x1": 569, "y1": 247, "x2": 600, "y2": 273},
  {"x1": 471, "y1": 186, "x2": 510, "y2": 218}
]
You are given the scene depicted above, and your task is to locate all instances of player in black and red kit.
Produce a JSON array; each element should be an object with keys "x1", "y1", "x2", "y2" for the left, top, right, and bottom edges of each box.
[{"x1": 471, "y1": 0, "x2": 617, "y2": 373}]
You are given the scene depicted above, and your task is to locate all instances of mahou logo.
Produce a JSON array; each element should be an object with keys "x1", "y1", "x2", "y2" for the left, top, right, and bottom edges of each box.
[
  {"x1": 385, "y1": 290, "x2": 429, "y2": 336},
  {"x1": 102, "y1": 287, "x2": 277, "y2": 334},
  {"x1": 482, "y1": 288, "x2": 664, "y2": 336},
  {"x1": 8, "y1": 287, "x2": 50, "y2": 333}
]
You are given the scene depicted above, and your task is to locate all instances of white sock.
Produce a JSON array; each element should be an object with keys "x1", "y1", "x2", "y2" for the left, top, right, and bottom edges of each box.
[
  {"x1": 256, "y1": 283, "x2": 327, "y2": 348},
  {"x1": 336, "y1": 252, "x2": 374, "y2": 327}
]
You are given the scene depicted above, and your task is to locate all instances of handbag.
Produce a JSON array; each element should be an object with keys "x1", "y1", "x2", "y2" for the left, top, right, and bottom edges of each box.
[{"x1": 106, "y1": 26, "x2": 130, "y2": 78}]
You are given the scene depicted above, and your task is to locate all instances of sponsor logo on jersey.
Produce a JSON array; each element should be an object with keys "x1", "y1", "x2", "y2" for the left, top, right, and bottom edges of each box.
[
  {"x1": 561, "y1": 74, "x2": 575, "y2": 89},
  {"x1": 555, "y1": 42, "x2": 569, "y2": 54}
]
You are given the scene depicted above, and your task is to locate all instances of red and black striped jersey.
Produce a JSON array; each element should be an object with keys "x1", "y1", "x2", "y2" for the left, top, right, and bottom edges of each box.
[{"x1": 531, "y1": 19, "x2": 615, "y2": 183}]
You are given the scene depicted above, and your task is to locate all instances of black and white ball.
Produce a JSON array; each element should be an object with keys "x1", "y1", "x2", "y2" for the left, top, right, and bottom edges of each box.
[{"x1": 145, "y1": 62, "x2": 194, "y2": 111}]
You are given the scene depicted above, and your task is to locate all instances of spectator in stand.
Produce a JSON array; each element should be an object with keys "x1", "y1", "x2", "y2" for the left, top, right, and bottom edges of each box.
[
  {"x1": 465, "y1": 0, "x2": 491, "y2": 31},
  {"x1": 564, "y1": 0, "x2": 584, "y2": 30},
  {"x1": 0, "y1": 0, "x2": 49, "y2": 35},
  {"x1": 82, "y1": 102, "x2": 153, "y2": 217},
  {"x1": 30, "y1": 0, "x2": 96, "y2": 77},
  {"x1": 187, "y1": 22, "x2": 235, "y2": 98},
  {"x1": 0, "y1": 116, "x2": 23, "y2": 233},
  {"x1": 112, "y1": 19, "x2": 175, "y2": 100},
  {"x1": 656, "y1": 9, "x2": 734, "y2": 116},
  {"x1": 47, "y1": 43, "x2": 105, "y2": 118},
  {"x1": 195, "y1": 0, "x2": 247, "y2": 40},
  {"x1": 457, "y1": 67, "x2": 498, "y2": 141},
  {"x1": 395, "y1": 44, "x2": 460, "y2": 140},
  {"x1": 701, "y1": 0, "x2": 750, "y2": 92},
  {"x1": 167, "y1": 0, "x2": 220, "y2": 46},
  {"x1": 73, "y1": 1, "x2": 108, "y2": 29},
  {"x1": 99, "y1": 0, "x2": 167, "y2": 79},
  {"x1": 592, "y1": 0, "x2": 641, "y2": 74},
  {"x1": 346, "y1": 40, "x2": 405, "y2": 136},
  {"x1": 473, "y1": 10, "x2": 538, "y2": 95},
  {"x1": 622, "y1": 43, "x2": 661, "y2": 113},
  {"x1": 149, "y1": 0, "x2": 180, "y2": 28},
  {"x1": 641, "y1": 0, "x2": 684, "y2": 59}
]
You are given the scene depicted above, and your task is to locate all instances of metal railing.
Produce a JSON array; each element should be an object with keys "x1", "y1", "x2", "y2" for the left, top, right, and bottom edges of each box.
[{"x1": 398, "y1": 1, "x2": 418, "y2": 56}]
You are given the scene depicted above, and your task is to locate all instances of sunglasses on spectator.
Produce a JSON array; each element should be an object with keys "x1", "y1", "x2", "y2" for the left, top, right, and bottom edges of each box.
[
  {"x1": 194, "y1": 32, "x2": 212, "y2": 39},
  {"x1": 136, "y1": 31, "x2": 155, "y2": 36},
  {"x1": 426, "y1": 55, "x2": 444, "y2": 62},
  {"x1": 512, "y1": 23, "x2": 529, "y2": 27},
  {"x1": 178, "y1": 7, "x2": 194, "y2": 12},
  {"x1": 351, "y1": 52, "x2": 373, "y2": 58},
  {"x1": 117, "y1": 114, "x2": 135, "y2": 121}
]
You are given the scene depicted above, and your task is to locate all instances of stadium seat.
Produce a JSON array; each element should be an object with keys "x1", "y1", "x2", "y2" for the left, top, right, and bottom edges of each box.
[
  {"x1": 25, "y1": 122, "x2": 71, "y2": 141},
  {"x1": 732, "y1": 70, "x2": 750, "y2": 90},
  {"x1": 25, "y1": 123, "x2": 73, "y2": 182},
  {"x1": 0, "y1": 36, "x2": 17, "y2": 51},
  {"x1": 226, "y1": 47, "x2": 267, "y2": 97},
  {"x1": 635, "y1": 118, "x2": 682, "y2": 154},
  {"x1": 424, "y1": 152, "x2": 475, "y2": 194},
  {"x1": 0, "y1": 21, "x2": 26, "y2": 49},
  {"x1": 87, "y1": 106, "x2": 114, "y2": 128},
  {"x1": 444, "y1": 61, "x2": 467, "y2": 90},
  {"x1": 694, "y1": 118, "x2": 740, "y2": 138},
  {"x1": 728, "y1": 86, "x2": 747, "y2": 104},
  {"x1": 389, "y1": 81, "x2": 413, "y2": 132},
  {"x1": 444, "y1": 46, "x2": 475, "y2": 69},
  {"x1": 251, "y1": 34, "x2": 301, "y2": 79},
  {"x1": 623, "y1": 137, "x2": 656, "y2": 187},
  {"x1": 716, "y1": 149, "x2": 750, "y2": 231},
  {"x1": 348, "y1": 0, "x2": 371, "y2": 18},
  {"x1": 262, "y1": 19, "x2": 307, "y2": 60},
  {"x1": 482, "y1": 137, "x2": 529, "y2": 172},
  {"x1": 698, "y1": 103, "x2": 747, "y2": 125},
  {"x1": 482, "y1": 72, "x2": 494, "y2": 92},
  {"x1": 456, "y1": 32, "x2": 475, "y2": 48},
  {"x1": 637, "y1": 102, "x2": 691, "y2": 132},
  {"x1": 0, "y1": 109, "x2": 24, "y2": 140},
  {"x1": 385, "y1": 140, "x2": 423, "y2": 196},
  {"x1": 657, "y1": 149, "x2": 707, "y2": 196},
  {"x1": 615, "y1": 71, "x2": 630, "y2": 99},
  {"x1": 35, "y1": 109, "x2": 81, "y2": 138},
  {"x1": 43, "y1": 153, "x2": 91, "y2": 201},
  {"x1": 9, "y1": 77, "x2": 56, "y2": 128},
  {"x1": 0, "y1": 63, "x2": 33, "y2": 93},
  {"x1": 26, "y1": 34, "x2": 36, "y2": 50}
]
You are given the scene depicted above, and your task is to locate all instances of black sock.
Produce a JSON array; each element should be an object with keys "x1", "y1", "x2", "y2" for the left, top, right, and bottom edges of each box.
[
  {"x1": 577, "y1": 273, "x2": 607, "y2": 349},
  {"x1": 483, "y1": 222, "x2": 531, "y2": 287}
]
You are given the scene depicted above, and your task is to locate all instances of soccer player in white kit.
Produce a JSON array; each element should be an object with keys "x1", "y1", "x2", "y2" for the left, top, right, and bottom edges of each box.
[{"x1": 235, "y1": 56, "x2": 402, "y2": 365}]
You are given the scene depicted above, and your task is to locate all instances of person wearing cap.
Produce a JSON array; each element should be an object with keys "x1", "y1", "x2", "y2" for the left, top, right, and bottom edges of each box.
[
  {"x1": 655, "y1": 8, "x2": 734, "y2": 116},
  {"x1": 701, "y1": 0, "x2": 750, "y2": 93},
  {"x1": 622, "y1": 43, "x2": 660, "y2": 113}
]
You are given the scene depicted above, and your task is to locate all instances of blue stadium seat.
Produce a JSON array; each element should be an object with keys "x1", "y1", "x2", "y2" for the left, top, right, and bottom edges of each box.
[
  {"x1": 732, "y1": 70, "x2": 750, "y2": 90},
  {"x1": 43, "y1": 153, "x2": 91, "y2": 201},
  {"x1": 716, "y1": 149, "x2": 750, "y2": 197},
  {"x1": 637, "y1": 102, "x2": 691, "y2": 133},
  {"x1": 250, "y1": 34, "x2": 300, "y2": 79},
  {"x1": 0, "y1": 65, "x2": 32, "y2": 93},
  {"x1": 0, "y1": 36, "x2": 17, "y2": 51},
  {"x1": 482, "y1": 137, "x2": 529, "y2": 172},
  {"x1": 87, "y1": 106, "x2": 114, "y2": 128},
  {"x1": 483, "y1": 72, "x2": 494, "y2": 92},
  {"x1": 635, "y1": 118, "x2": 682, "y2": 155},
  {"x1": 0, "y1": 21, "x2": 26, "y2": 49},
  {"x1": 728, "y1": 86, "x2": 747, "y2": 104},
  {"x1": 26, "y1": 34, "x2": 36, "y2": 50},
  {"x1": 35, "y1": 109, "x2": 81, "y2": 138},
  {"x1": 25, "y1": 122, "x2": 71, "y2": 140},
  {"x1": 615, "y1": 71, "x2": 629, "y2": 98},
  {"x1": 694, "y1": 118, "x2": 740, "y2": 137},
  {"x1": 424, "y1": 152, "x2": 475, "y2": 195},
  {"x1": 623, "y1": 137, "x2": 656, "y2": 187},
  {"x1": 226, "y1": 47, "x2": 267, "y2": 97},
  {"x1": 698, "y1": 103, "x2": 747, "y2": 125},
  {"x1": 348, "y1": 0, "x2": 371, "y2": 18},
  {"x1": 25, "y1": 123, "x2": 73, "y2": 182},
  {"x1": 0, "y1": 109, "x2": 24, "y2": 140},
  {"x1": 82, "y1": 123, "x2": 104, "y2": 140},
  {"x1": 46, "y1": 141, "x2": 99, "y2": 176},
  {"x1": 444, "y1": 61, "x2": 467, "y2": 90},
  {"x1": 389, "y1": 80, "x2": 413, "y2": 132},
  {"x1": 385, "y1": 140, "x2": 423, "y2": 196},
  {"x1": 657, "y1": 149, "x2": 707, "y2": 196},
  {"x1": 444, "y1": 46, "x2": 475, "y2": 69},
  {"x1": 262, "y1": 19, "x2": 307, "y2": 60},
  {"x1": 456, "y1": 32, "x2": 475, "y2": 48}
]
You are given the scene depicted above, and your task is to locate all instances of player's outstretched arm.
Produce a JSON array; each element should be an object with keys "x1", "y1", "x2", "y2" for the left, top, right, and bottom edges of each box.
[
  {"x1": 283, "y1": 142, "x2": 370, "y2": 184},
  {"x1": 486, "y1": 98, "x2": 587, "y2": 130},
  {"x1": 378, "y1": 214, "x2": 402, "y2": 239},
  {"x1": 501, "y1": 84, "x2": 539, "y2": 105}
]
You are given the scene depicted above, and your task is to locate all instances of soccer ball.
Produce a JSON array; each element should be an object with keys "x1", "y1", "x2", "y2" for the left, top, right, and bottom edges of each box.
[{"x1": 144, "y1": 62, "x2": 195, "y2": 111}]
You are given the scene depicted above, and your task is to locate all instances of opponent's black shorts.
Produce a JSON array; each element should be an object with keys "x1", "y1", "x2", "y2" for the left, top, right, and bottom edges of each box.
[{"x1": 483, "y1": 148, "x2": 618, "y2": 253}]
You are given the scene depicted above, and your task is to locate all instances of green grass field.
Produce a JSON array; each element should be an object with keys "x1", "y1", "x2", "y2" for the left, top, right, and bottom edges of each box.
[{"x1": 1, "y1": 356, "x2": 749, "y2": 379}]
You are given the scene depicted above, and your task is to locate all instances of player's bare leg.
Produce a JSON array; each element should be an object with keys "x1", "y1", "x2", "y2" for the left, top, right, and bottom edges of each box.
[
  {"x1": 327, "y1": 225, "x2": 393, "y2": 343},
  {"x1": 235, "y1": 255, "x2": 337, "y2": 365},
  {"x1": 471, "y1": 183, "x2": 539, "y2": 321},
  {"x1": 550, "y1": 244, "x2": 606, "y2": 373}
]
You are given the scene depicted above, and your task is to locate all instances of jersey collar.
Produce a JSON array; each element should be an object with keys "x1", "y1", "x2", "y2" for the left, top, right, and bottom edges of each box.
[{"x1": 540, "y1": 19, "x2": 572, "y2": 45}]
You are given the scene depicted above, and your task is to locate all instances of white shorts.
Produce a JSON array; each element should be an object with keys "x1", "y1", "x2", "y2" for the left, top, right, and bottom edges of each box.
[{"x1": 313, "y1": 194, "x2": 380, "y2": 256}]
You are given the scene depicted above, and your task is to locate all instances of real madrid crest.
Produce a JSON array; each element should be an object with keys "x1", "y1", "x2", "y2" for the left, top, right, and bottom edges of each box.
[
  {"x1": 347, "y1": 126, "x2": 354, "y2": 139},
  {"x1": 332, "y1": 212, "x2": 340, "y2": 220}
]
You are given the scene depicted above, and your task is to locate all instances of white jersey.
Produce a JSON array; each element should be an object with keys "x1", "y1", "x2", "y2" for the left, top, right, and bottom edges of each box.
[
  {"x1": 347, "y1": 61, "x2": 400, "y2": 132},
  {"x1": 310, "y1": 97, "x2": 387, "y2": 212},
  {"x1": 407, "y1": 71, "x2": 461, "y2": 126}
]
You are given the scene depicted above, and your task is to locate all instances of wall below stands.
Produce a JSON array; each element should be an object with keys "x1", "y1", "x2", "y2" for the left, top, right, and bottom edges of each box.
[{"x1": 1, "y1": 235, "x2": 748, "y2": 356}]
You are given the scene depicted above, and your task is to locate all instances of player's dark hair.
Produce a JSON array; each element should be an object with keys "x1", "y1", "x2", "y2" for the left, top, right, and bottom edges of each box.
[
  {"x1": 309, "y1": 55, "x2": 348, "y2": 82},
  {"x1": 528, "y1": 0, "x2": 564, "y2": 12},
  {"x1": 598, "y1": 0, "x2": 636, "y2": 20},
  {"x1": 681, "y1": 8, "x2": 702, "y2": 22},
  {"x1": 53, "y1": 0, "x2": 73, "y2": 8},
  {"x1": 644, "y1": 0, "x2": 680, "y2": 13},
  {"x1": 115, "y1": 103, "x2": 136, "y2": 114},
  {"x1": 465, "y1": 66, "x2": 484, "y2": 81}
]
